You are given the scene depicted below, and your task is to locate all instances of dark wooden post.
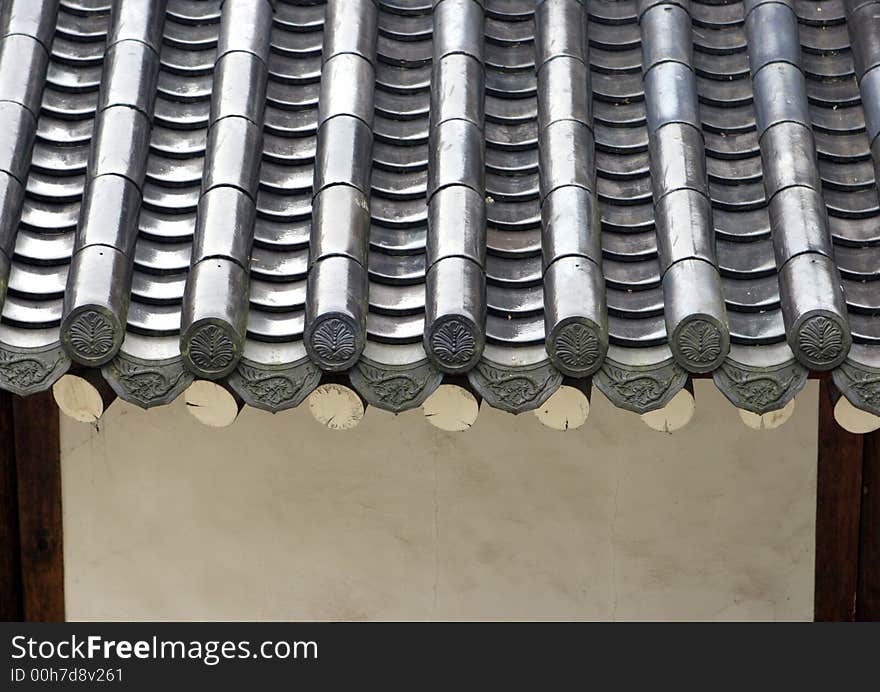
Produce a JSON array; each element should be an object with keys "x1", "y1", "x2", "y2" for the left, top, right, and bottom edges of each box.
[
  {"x1": 814, "y1": 376, "x2": 880, "y2": 621},
  {"x1": 815, "y1": 377, "x2": 865, "y2": 621},
  {"x1": 0, "y1": 391, "x2": 23, "y2": 620},
  {"x1": 857, "y1": 430, "x2": 880, "y2": 620},
  {"x1": 12, "y1": 390, "x2": 64, "y2": 621},
  {"x1": 0, "y1": 390, "x2": 64, "y2": 622}
]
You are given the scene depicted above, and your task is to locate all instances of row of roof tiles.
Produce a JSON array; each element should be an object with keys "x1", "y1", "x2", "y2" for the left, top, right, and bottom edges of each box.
[{"x1": 0, "y1": 0, "x2": 878, "y2": 417}]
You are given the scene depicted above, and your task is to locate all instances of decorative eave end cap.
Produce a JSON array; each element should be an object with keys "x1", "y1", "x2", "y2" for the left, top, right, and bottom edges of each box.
[
  {"x1": 713, "y1": 357, "x2": 808, "y2": 415},
  {"x1": 180, "y1": 319, "x2": 243, "y2": 380},
  {"x1": 425, "y1": 316, "x2": 484, "y2": 375},
  {"x1": 60, "y1": 306, "x2": 124, "y2": 367},
  {"x1": 227, "y1": 357, "x2": 321, "y2": 412},
  {"x1": 467, "y1": 358, "x2": 562, "y2": 414},
  {"x1": 102, "y1": 353, "x2": 193, "y2": 409},
  {"x1": 305, "y1": 313, "x2": 364, "y2": 372},
  {"x1": 671, "y1": 315, "x2": 730, "y2": 374},
  {"x1": 790, "y1": 312, "x2": 851, "y2": 371},
  {"x1": 546, "y1": 318, "x2": 607, "y2": 378},
  {"x1": 0, "y1": 343, "x2": 70, "y2": 396},
  {"x1": 833, "y1": 359, "x2": 880, "y2": 418},
  {"x1": 593, "y1": 358, "x2": 687, "y2": 414},
  {"x1": 349, "y1": 357, "x2": 443, "y2": 413}
]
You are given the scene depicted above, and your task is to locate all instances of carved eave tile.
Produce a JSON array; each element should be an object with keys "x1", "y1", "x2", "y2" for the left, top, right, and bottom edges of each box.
[
  {"x1": 426, "y1": 317, "x2": 483, "y2": 375},
  {"x1": 61, "y1": 308, "x2": 125, "y2": 368},
  {"x1": 225, "y1": 340, "x2": 320, "y2": 413},
  {"x1": 593, "y1": 345, "x2": 687, "y2": 414},
  {"x1": 103, "y1": 353, "x2": 192, "y2": 410},
  {"x1": 792, "y1": 314, "x2": 851, "y2": 372},
  {"x1": 832, "y1": 346, "x2": 880, "y2": 418},
  {"x1": 713, "y1": 343, "x2": 808, "y2": 415},
  {"x1": 102, "y1": 334, "x2": 192, "y2": 409},
  {"x1": 0, "y1": 342, "x2": 70, "y2": 396},
  {"x1": 673, "y1": 317, "x2": 729, "y2": 374},
  {"x1": 306, "y1": 315, "x2": 363, "y2": 372},
  {"x1": 351, "y1": 357, "x2": 442, "y2": 413},
  {"x1": 181, "y1": 322, "x2": 241, "y2": 380},
  {"x1": 546, "y1": 320, "x2": 607, "y2": 379},
  {"x1": 468, "y1": 345, "x2": 563, "y2": 415},
  {"x1": 348, "y1": 343, "x2": 441, "y2": 413},
  {"x1": 228, "y1": 358, "x2": 321, "y2": 413}
]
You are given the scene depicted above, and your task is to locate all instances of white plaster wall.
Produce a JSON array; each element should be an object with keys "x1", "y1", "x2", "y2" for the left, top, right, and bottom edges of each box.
[{"x1": 60, "y1": 379, "x2": 818, "y2": 621}]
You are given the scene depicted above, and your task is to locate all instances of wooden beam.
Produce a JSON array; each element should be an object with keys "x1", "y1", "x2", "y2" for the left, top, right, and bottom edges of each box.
[
  {"x1": 0, "y1": 391, "x2": 22, "y2": 621},
  {"x1": 12, "y1": 391, "x2": 64, "y2": 622},
  {"x1": 857, "y1": 429, "x2": 880, "y2": 620},
  {"x1": 815, "y1": 377, "x2": 864, "y2": 621}
]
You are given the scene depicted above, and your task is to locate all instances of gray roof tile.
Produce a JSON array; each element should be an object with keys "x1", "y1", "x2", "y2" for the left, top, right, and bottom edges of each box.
[{"x1": 0, "y1": 0, "x2": 878, "y2": 417}]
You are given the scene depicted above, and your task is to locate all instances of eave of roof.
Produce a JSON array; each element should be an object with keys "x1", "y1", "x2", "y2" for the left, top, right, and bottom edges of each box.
[{"x1": 0, "y1": 0, "x2": 878, "y2": 420}]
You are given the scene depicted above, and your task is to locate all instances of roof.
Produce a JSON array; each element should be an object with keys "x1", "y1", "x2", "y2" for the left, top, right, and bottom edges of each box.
[{"x1": 0, "y1": 0, "x2": 878, "y2": 418}]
